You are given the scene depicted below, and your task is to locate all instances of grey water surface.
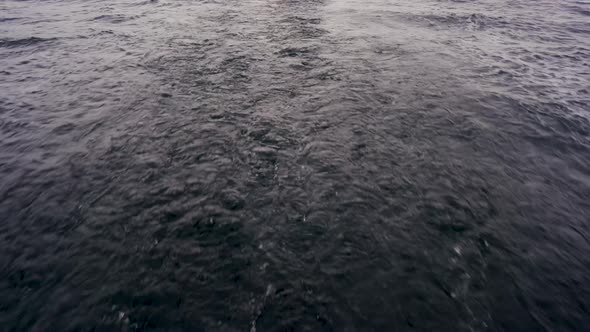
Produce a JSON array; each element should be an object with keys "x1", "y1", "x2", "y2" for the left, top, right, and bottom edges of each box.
[{"x1": 1, "y1": 0, "x2": 590, "y2": 331}]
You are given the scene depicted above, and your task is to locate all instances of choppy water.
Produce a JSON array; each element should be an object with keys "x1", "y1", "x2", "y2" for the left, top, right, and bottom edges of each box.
[{"x1": 1, "y1": 0, "x2": 589, "y2": 330}]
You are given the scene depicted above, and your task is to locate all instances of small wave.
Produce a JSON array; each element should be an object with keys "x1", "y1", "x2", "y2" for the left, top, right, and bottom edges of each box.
[
  {"x1": 568, "y1": 2, "x2": 590, "y2": 16},
  {"x1": 0, "y1": 17, "x2": 21, "y2": 23},
  {"x1": 0, "y1": 37, "x2": 56, "y2": 48},
  {"x1": 412, "y1": 13, "x2": 506, "y2": 31},
  {"x1": 575, "y1": 8, "x2": 590, "y2": 16},
  {"x1": 281, "y1": 16, "x2": 321, "y2": 25},
  {"x1": 566, "y1": 24, "x2": 590, "y2": 35},
  {"x1": 133, "y1": 0, "x2": 159, "y2": 5},
  {"x1": 277, "y1": 46, "x2": 317, "y2": 58},
  {"x1": 92, "y1": 14, "x2": 138, "y2": 24}
]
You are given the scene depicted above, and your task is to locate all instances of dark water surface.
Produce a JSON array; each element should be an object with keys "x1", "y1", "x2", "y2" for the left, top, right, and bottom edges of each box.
[{"x1": 1, "y1": 0, "x2": 590, "y2": 331}]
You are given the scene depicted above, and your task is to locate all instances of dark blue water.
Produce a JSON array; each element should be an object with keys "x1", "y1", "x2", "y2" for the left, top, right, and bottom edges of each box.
[{"x1": 1, "y1": 0, "x2": 589, "y2": 331}]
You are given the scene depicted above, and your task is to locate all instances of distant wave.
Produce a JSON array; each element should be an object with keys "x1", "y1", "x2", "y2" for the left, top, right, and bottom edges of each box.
[
  {"x1": 0, "y1": 36, "x2": 56, "y2": 48},
  {"x1": 0, "y1": 17, "x2": 21, "y2": 22},
  {"x1": 92, "y1": 14, "x2": 139, "y2": 24}
]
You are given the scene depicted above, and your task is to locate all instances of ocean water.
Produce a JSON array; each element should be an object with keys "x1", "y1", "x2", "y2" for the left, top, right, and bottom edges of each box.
[{"x1": 1, "y1": 0, "x2": 589, "y2": 331}]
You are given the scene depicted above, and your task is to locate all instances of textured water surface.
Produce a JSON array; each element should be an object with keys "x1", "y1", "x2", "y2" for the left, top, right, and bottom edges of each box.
[{"x1": 1, "y1": 0, "x2": 589, "y2": 331}]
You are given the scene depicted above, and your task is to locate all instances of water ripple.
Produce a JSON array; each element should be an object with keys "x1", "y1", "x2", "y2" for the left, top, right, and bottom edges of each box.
[{"x1": 0, "y1": 0, "x2": 589, "y2": 331}]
